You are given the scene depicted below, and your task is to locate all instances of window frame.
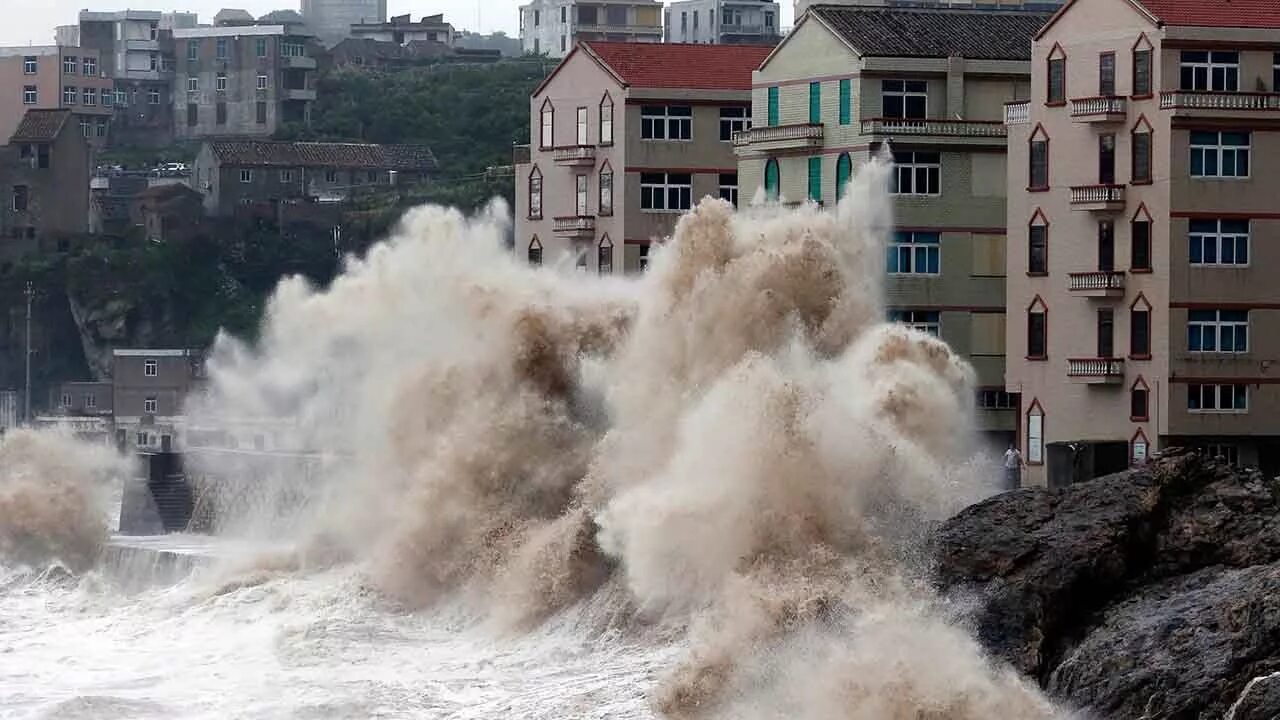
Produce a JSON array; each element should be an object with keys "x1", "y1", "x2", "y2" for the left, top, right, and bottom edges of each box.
[
  {"x1": 640, "y1": 105, "x2": 693, "y2": 141},
  {"x1": 881, "y1": 79, "x2": 928, "y2": 119},
  {"x1": 1026, "y1": 401, "x2": 1045, "y2": 465},
  {"x1": 718, "y1": 172, "x2": 739, "y2": 207},
  {"x1": 1047, "y1": 46, "x2": 1066, "y2": 105},
  {"x1": 144, "y1": 359, "x2": 158, "y2": 377},
  {"x1": 599, "y1": 163, "x2": 613, "y2": 216},
  {"x1": 807, "y1": 156, "x2": 822, "y2": 203},
  {"x1": 836, "y1": 153, "x2": 852, "y2": 200},
  {"x1": 809, "y1": 81, "x2": 822, "y2": 124},
  {"x1": 1187, "y1": 383, "x2": 1248, "y2": 413},
  {"x1": 1187, "y1": 309, "x2": 1249, "y2": 354},
  {"x1": 891, "y1": 151, "x2": 940, "y2": 196},
  {"x1": 22, "y1": 85, "x2": 37, "y2": 104},
  {"x1": 1179, "y1": 50, "x2": 1239, "y2": 92},
  {"x1": 528, "y1": 166, "x2": 543, "y2": 219},
  {"x1": 1130, "y1": 294, "x2": 1152, "y2": 359},
  {"x1": 528, "y1": 236, "x2": 543, "y2": 266},
  {"x1": 575, "y1": 173, "x2": 589, "y2": 216},
  {"x1": 599, "y1": 93, "x2": 614, "y2": 146},
  {"x1": 23, "y1": 56, "x2": 37, "y2": 75},
  {"x1": 1028, "y1": 211, "x2": 1049, "y2": 275},
  {"x1": 889, "y1": 309, "x2": 941, "y2": 337},
  {"x1": 1027, "y1": 297, "x2": 1048, "y2": 360},
  {"x1": 639, "y1": 172, "x2": 693, "y2": 213},
  {"x1": 83, "y1": 57, "x2": 97, "y2": 77},
  {"x1": 1131, "y1": 208, "x2": 1153, "y2": 272},
  {"x1": 144, "y1": 397, "x2": 158, "y2": 414},
  {"x1": 1029, "y1": 126, "x2": 1050, "y2": 191},
  {"x1": 767, "y1": 86, "x2": 779, "y2": 127},
  {"x1": 1189, "y1": 218, "x2": 1249, "y2": 267},
  {"x1": 63, "y1": 85, "x2": 78, "y2": 105},
  {"x1": 1131, "y1": 378, "x2": 1150, "y2": 421},
  {"x1": 1131, "y1": 122, "x2": 1152, "y2": 185},
  {"x1": 764, "y1": 158, "x2": 780, "y2": 200},
  {"x1": 598, "y1": 235, "x2": 613, "y2": 275},
  {"x1": 1099, "y1": 52, "x2": 1117, "y2": 97},
  {"x1": 839, "y1": 78, "x2": 852, "y2": 125},
  {"x1": 63, "y1": 55, "x2": 77, "y2": 75},
  {"x1": 576, "y1": 106, "x2": 589, "y2": 146},
  {"x1": 1132, "y1": 38, "x2": 1153, "y2": 98},
  {"x1": 887, "y1": 231, "x2": 941, "y2": 276},
  {"x1": 719, "y1": 106, "x2": 750, "y2": 143},
  {"x1": 1190, "y1": 130, "x2": 1250, "y2": 179},
  {"x1": 539, "y1": 100, "x2": 554, "y2": 149}
]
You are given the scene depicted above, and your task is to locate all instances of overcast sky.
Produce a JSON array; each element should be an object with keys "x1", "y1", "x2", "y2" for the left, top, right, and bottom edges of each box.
[{"x1": 2, "y1": 1, "x2": 796, "y2": 46}]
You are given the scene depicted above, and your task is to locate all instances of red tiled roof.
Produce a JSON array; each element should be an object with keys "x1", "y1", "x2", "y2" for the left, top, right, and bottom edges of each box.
[
  {"x1": 582, "y1": 41, "x2": 773, "y2": 91},
  {"x1": 1134, "y1": 0, "x2": 1280, "y2": 28}
]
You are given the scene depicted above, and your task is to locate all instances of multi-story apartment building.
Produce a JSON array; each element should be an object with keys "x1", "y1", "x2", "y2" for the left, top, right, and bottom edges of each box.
[
  {"x1": 171, "y1": 24, "x2": 318, "y2": 140},
  {"x1": 519, "y1": 1, "x2": 664, "y2": 58},
  {"x1": 795, "y1": 0, "x2": 1064, "y2": 17},
  {"x1": 736, "y1": 5, "x2": 1047, "y2": 451},
  {"x1": 51, "y1": 381, "x2": 114, "y2": 417},
  {"x1": 0, "y1": 46, "x2": 114, "y2": 147},
  {"x1": 191, "y1": 139, "x2": 438, "y2": 216},
  {"x1": 666, "y1": 0, "x2": 782, "y2": 45},
  {"x1": 351, "y1": 13, "x2": 456, "y2": 46},
  {"x1": 514, "y1": 41, "x2": 772, "y2": 272},
  {"x1": 302, "y1": 0, "x2": 388, "y2": 47},
  {"x1": 112, "y1": 348, "x2": 202, "y2": 452},
  {"x1": 1005, "y1": 0, "x2": 1280, "y2": 487},
  {"x1": 0, "y1": 109, "x2": 92, "y2": 259}
]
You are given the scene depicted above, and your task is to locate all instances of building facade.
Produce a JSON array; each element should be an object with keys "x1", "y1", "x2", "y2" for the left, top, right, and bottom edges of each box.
[
  {"x1": 736, "y1": 6, "x2": 1048, "y2": 451},
  {"x1": 350, "y1": 14, "x2": 456, "y2": 46},
  {"x1": 171, "y1": 25, "x2": 318, "y2": 140},
  {"x1": 514, "y1": 41, "x2": 772, "y2": 273},
  {"x1": 0, "y1": 45, "x2": 114, "y2": 147},
  {"x1": 795, "y1": 0, "x2": 1064, "y2": 18},
  {"x1": 519, "y1": 1, "x2": 664, "y2": 58},
  {"x1": 112, "y1": 349, "x2": 202, "y2": 452},
  {"x1": 666, "y1": 0, "x2": 781, "y2": 45},
  {"x1": 1005, "y1": 0, "x2": 1280, "y2": 487},
  {"x1": 302, "y1": 0, "x2": 388, "y2": 47},
  {"x1": 192, "y1": 139, "x2": 438, "y2": 216},
  {"x1": 0, "y1": 109, "x2": 92, "y2": 259}
]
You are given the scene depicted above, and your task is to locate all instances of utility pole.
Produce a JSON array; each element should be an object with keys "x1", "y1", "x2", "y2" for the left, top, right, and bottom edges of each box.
[{"x1": 23, "y1": 281, "x2": 32, "y2": 426}]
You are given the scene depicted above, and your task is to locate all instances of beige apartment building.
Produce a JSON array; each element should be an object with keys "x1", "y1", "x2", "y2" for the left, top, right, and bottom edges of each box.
[
  {"x1": 736, "y1": 5, "x2": 1047, "y2": 451},
  {"x1": 0, "y1": 46, "x2": 114, "y2": 146},
  {"x1": 519, "y1": 1, "x2": 665, "y2": 57},
  {"x1": 1005, "y1": 0, "x2": 1280, "y2": 487},
  {"x1": 514, "y1": 41, "x2": 772, "y2": 272}
]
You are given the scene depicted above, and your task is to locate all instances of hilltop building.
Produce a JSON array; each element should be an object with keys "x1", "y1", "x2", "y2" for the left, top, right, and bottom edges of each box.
[
  {"x1": 0, "y1": 109, "x2": 92, "y2": 259},
  {"x1": 0, "y1": 45, "x2": 114, "y2": 147},
  {"x1": 666, "y1": 0, "x2": 782, "y2": 45},
  {"x1": 519, "y1": 0, "x2": 664, "y2": 57},
  {"x1": 302, "y1": 0, "x2": 388, "y2": 47}
]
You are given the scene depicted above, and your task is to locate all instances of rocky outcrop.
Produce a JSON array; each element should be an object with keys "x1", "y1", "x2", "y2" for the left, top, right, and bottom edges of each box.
[{"x1": 935, "y1": 450, "x2": 1280, "y2": 719}]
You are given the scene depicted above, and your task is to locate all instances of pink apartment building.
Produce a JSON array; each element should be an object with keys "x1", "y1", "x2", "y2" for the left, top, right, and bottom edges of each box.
[
  {"x1": 0, "y1": 46, "x2": 113, "y2": 145},
  {"x1": 1005, "y1": 0, "x2": 1280, "y2": 486},
  {"x1": 514, "y1": 41, "x2": 773, "y2": 272}
]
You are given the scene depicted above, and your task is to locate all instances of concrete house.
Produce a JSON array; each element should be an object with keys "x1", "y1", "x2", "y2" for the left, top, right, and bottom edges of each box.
[
  {"x1": 519, "y1": 1, "x2": 665, "y2": 58},
  {"x1": 514, "y1": 41, "x2": 774, "y2": 273},
  {"x1": 0, "y1": 109, "x2": 91, "y2": 259},
  {"x1": 736, "y1": 5, "x2": 1047, "y2": 451},
  {"x1": 112, "y1": 348, "x2": 202, "y2": 452},
  {"x1": 666, "y1": 0, "x2": 782, "y2": 45},
  {"x1": 1005, "y1": 0, "x2": 1280, "y2": 486},
  {"x1": 0, "y1": 45, "x2": 114, "y2": 147}
]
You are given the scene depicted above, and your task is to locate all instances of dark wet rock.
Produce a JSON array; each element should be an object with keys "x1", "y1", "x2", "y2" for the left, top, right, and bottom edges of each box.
[
  {"x1": 934, "y1": 450, "x2": 1280, "y2": 719},
  {"x1": 1228, "y1": 671, "x2": 1280, "y2": 720}
]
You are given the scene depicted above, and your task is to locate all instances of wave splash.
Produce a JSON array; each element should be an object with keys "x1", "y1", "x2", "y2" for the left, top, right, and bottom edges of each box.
[{"x1": 182, "y1": 157, "x2": 1065, "y2": 718}]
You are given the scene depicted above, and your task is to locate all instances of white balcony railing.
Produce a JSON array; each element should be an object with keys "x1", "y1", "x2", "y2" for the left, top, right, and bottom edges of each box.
[
  {"x1": 1160, "y1": 91, "x2": 1280, "y2": 111},
  {"x1": 860, "y1": 118, "x2": 1007, "y2": 137},
  {"x1": 1069, "y1": 96, "x2": 1127, "y2": 117},
  {"x1": 1004, "y1": 101, "x2": 1029, "y2": 125},
  {"x1": 553, "y1": 145, "x2": 596, "y2": 164},
  {"x1": 553, "y1": 216, "x2": 595, "y2": 234},
  {"x1": 1068, "y1": 271, "x2": 1126, "y2": 292},
  {"x1": 1070, "y1": 184, "x2": 1125, "y2": 205},
  {"x1": 733, "y1": 123, "x2": 823, "y2": 147},
  {"x1": 1068, "y1": 358, "x2": 1125, "y2": 379}
]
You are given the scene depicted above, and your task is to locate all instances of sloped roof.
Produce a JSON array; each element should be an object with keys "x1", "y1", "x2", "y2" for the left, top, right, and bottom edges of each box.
[
  {"x1": 1132, "y1": 0, "x2": 1279, "y2": 28},
  {"x1": 207, "y1": 140, "x2": 438, "y2": 171},
  {"x1": 582, "y1": 41, "x2": 774, "y2": 90},
  {"x1": 810, "y1": 5, "x2": 1050, "y2": 60},
  {"x1": 9, "y1": 109, "x2": 72, "y2": 142}
]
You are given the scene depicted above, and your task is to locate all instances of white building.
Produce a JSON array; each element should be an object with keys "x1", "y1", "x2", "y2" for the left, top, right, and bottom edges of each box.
[
  {"x1": 519, "y1": 0, "x2": 664, "y2": 58},
  {"x1": 301, "y1": 0, "x2": 388, "y2": 47},
  {"x1": 666, "y1": 0, "x2": 781, "y2": 44},
  {"x1": 794, "y1": 0, "x2": 1064, "y2": 18}
]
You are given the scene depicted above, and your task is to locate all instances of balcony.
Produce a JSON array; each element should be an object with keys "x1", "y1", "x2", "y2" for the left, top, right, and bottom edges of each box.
[
  {"x1": 1070, "y1": 184, "x2": 1125, "y2": 211},
  {"x1": 860, "y1": 117, "x2": 1006, "y2": 138},
  {"x1": 283, "y1": 55, "x2": 318, "y2": 70},
  {"x1": 283, "y1": 88, "x2": 317, "y2": 101},
  {"x1": 574, "y1": 22, "x2": 662, "y2": 37},
  {"x1": 1004, "y1": 101, "x2": 1029, "y2": 125},
  {"x1": 1069, "y1": 96, "x2": 1127, "y2": 122},
  {"x1": 733, "y1": 123, "x2": 823, "y2": 154},
  {"x1": 1159, "y1": 91, "x2": 1280, "y2": 114},
  {"x1": 719, "y1": 23, "x2": 773, "y2": 35},
  {"x1": 1068, "y1": 271, "x2": 1126, "y2": 297},
  {"x1": 553, "y1": 145, "x2": 596, "y2": 166},
  {"x1": 1068, "y1": 357, "x2": 1125, "y2": 385},
  {"x1": 554, "y1": 215, "x2": 596, "y2": 238}
]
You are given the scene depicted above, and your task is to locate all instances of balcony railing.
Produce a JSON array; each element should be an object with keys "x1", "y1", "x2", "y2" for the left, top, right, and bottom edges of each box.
[
  {"x1": 1004, "y1": 101, "x2": 1029, "y2": 125},
  {"x1": 1070, "y1": 184, "x2": 1125, "y2": 208},
  {"x1": 513, "y1": 144, "x2": 530, "y2": 165},
  {"x1": 575, "y1": 22, "x2": 662, "y2": 35},
  {"x1": 733, "y1": 123, "x2": 823, "y2": 148},
  {"x1": 553, "y1": 145, "x2": 596, "y2": 164},
  {"x1": 860, "y1": 117, "x2": 1006, "y2": 137},
  {"x1": 1068, "y1": 357, "x2": 1125, "y2": 383},
  {"x1": 719, "y1": 23, "x2": 771, "y2": 34},
  {"x1": 1069, "y1": 96, "x2": 1127, "y2": 119},
  {"x1": 1068, "y1": 271, "x2": 1126, "y2": 295},
  {"x1": 553, "y1": 215, "x2": 595, "y2": 235},
  {"x1": 1160, "y1": 91, "x2": 1280, "y2": 111}
]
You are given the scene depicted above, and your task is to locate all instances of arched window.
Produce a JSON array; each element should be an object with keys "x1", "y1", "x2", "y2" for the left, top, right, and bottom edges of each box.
[
  {"x1": 1130, "y1": 376, "x2": 1150, "y2": 421},
  {"x1": 1028, "y1": 208, "x2": 1049, "y2": 275},
  {"x1": 764, "y1": 158, "x2": 780, "y2": 200},
  {"x1": 1029, "y1": 124, "x2": 1050, "y2": 190},
  {"x1": 528, "y1": 236, "x2": 542, "y2": 266},
  {"x1": 599, "y1": 161, "x2": 613, "y2": 216},
  {"x1": 539, "y1": 99, "x2": 554, "y2": 149},
  {"x1": 1130, "y1": 292, "x2": 1152, "y2": 358},
  {"x1": 598, "y1": 234, "x2": 613, "y2": 274},
  {"x1": 599, "y1": 93, "x2": 614, "y2": 145},
  {"x1": 1026, "y1": 400, "x2": 1044, "y2": 466},
  {"x1": 1131, "y1": 428, "x2": 1150, "y2": 465},
  {"x1": 528, "y1": 166, "x2": 543, "y2": 219},
  {"x1": 836, "y1": 153, "x2": 852, "y2": 200},
  {"x1": 1028, "y1": 295, "x2": 1048, "y2": 360},
  {"x1": 1131, "y1": 115, "x2": 1153, "y2": 184}
]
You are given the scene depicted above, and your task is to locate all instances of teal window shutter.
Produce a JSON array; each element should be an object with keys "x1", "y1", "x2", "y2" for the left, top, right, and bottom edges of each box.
[
  {"x1": 808, "y1": 156, "x2": 822, "y2": 202},
  {"x1": 836, "y1": 153, "x2": 852, "y2": 199},
  {"x1": 839, "y1": 79, "x2": 851, "y2": 125},
  {"x1": 767, "y1": 86, "x2": 779, "y2": 126},
  {"x1": 765, "y1": 158, "x2": 780, "y2": 199},
  {"x1": 809, "y1": 81, "x2": 821, "y2": 124}
]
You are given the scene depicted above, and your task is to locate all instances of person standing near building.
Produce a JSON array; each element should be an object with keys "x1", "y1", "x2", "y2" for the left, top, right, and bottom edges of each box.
[{"x1": 1003, "y1": 444, "x2": 1023, "y2": 490}]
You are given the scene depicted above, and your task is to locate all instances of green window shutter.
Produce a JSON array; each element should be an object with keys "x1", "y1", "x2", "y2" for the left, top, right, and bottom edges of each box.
[
  {"x1": 767, "y1": 86, "x2": 779, "y2": 126},
  {"x1": 808, "y1": 156, "x2": 822, "y2": 203},
  {"x1": 809, "y1": 81, "x2": 821, "y2": 124},
  {"x1": 764, "y1": 158, "x2": 780, "y2": 199},
  {"x1": 839, "y1": 79, "x2": 851, "y2": 125},
  {"x1": 836, "y1": 153, "x2": 852, "y2": 199}
]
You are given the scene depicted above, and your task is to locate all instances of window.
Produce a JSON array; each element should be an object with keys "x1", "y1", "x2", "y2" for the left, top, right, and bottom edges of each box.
[
  {"x1": 325, "y1": 169, "x2": 338, "y2": 183},
  {"x1": 22, "y1": 86, "x2": 36, "y2": 104},
  {"x1": 809, "y1": 82, "x2": 822, "y2": 124},
  {"x1": 216, "y1": 102, "x2": 227, "y2": 125},
  {"x1": 1097, "y1": 307, "x2": 1115, "y2": 358},
  {"x1": 598, "y1": 166, "x2": 613, "y2": 216},
  {"x1": 95, "y1": 118, "x2": 107, "y2": 138},
  {"x1": 144, "y1": 359, "x2": 158, "y2": 377},
  {"x1": 836, "y1": 153, "x2": 852, "y2": 200},
  {"x1": 136, "y1": 432, "x2": 147, "y2": 446},
  {"x1": 640, "y1": 172, "x2": 692, "y2": 212},
  {"x1": 85, "y1": 393, "x2": 96, "y2": 409},
  {"x1": 256, "y1": 38, "x2": 268, "y2": 57},
  {"x1": 641, "y1": 106, "x2": 692, "y2": 141},
  {"x1": 528, "y1": 167, "x2": 542, "y2": 219},
  {"x1": 1132, "y1": 218, "x2": 1151, "y2": 271},
  {"x1": 1188, "y1": 309, "x2": 1248, "y2": 353},
  {"x1": 148, "y1": 88, "x2": 161, "y2": 105},
  {"x1": 1275, "y1": 53, "x2": 1280, "y2": 93},
  {"x1": 638, "y1": 244, "x2": 650, "y2": 272},
  {"x1": 216, "y1": 72, "x2": 227, "y2": 92},
  {"x1": 561, "y1": 5, "x2": 567, "y2": 22},
  {"x1": 61, "y1": 393, "x2": 73, "y2": 408},
  {"x1": 575, "y1": 174, "x2": 588, "y2": 216},
  {"x1": 767, "y1": 86, "x2": 779, "y2": 126},
  {"x1": 1180, "y1": 51, "x2": 1239, "y2": 91},
  {"x1": 534, "y1": 9, "x2": 540, "y2": 25},
  {"x1": 528, "y1": 237, "x2": 542, "y2": 266},
  {"x1": 1131, "y1": 302, "x2": 1151, "y2": 357},
  {"x1": 1099, "y1": 133, "x2": 1116, "y2": 185},
  {"x1": 1028, "y1": 301, "x2": 1047, "y2": 359},
  {"x1": 187, "y1": 39, "x2": 199, "y2": 61},
  {"x1": 256, "y1": 101, "x2": 267, "y2": 124},
  {"x1": 1191, "y1": 131, "x2": 1249, "y2": 178},
  {"x1": 151, "y1": 53, "x2": 160, "y2": 71},
  {"x1": 187, "y1": 103, "x2": 198, "y2": 126},
  {"x1": 764, "y1": 158, "x2": 780, "y2": 200},
  {"x1": 257, "y1": 74, "x2": 268, "y2": 91},
  {"x1": 1133, "y1": 48, "x2": 1152, "y2": 96},
  {"x1": 598, "y1": 235, "x2": 613, "y2": 275},
  {"x1": 144, "y1": 397, "x2": 158, "y2": 414},
  {"x1": 839, "y1": 79, "x2": 852, "y2": 125},
  {"x1": 81, "y1": 118, "x2": 91, "y2": 138},
  {"x1": 84, "y1": 57, "x2": 98, "y2": 77},
  {"x1": 600, "y1": 95, "x2": 614, "y2": 145},
  {"x1": 63, "y1": 56, "x2": 77, "y2": 74},
  {"x1": 560, "y1": 36, "x2": 566, "y2": 53},
  {"x1": 1132, "y1": 129, "x2": 1152, "y2": 184},
  {"x1": 891, "y1": 151, "x2": 940, "y2": 195},
  {"x1": 1131, "y1": 382, "x2": 1149, "y2": 421},
  {"x1": 719, "y1": 107, "x2": 749, "y2": 142},
  {"x1": 1098, "y1": 220, "x2": 1116, "y2": 271},
  {"x1": 1047, "y1": 56, "x2": 1066, "y2": 104},
  {"x1": 83, "y1": 88, "x2": 96, "y2": 106},
  {"x1": 1099, "y1": 52, "x2": 1116, "y2": 96},
  {"x1": 977, "y1": 389, "x2": 1017, "y2": 410},
  {"x1": 1029, "y1": 137, "x2": 1049, "y2": 189},
  {"x1": 1027, "y1": 403, "x2": 1044, "y2": 464},
  {"x1": 1029, "y1": 221, "x2": 1048, "y2": 274},
  {"x1": 1188, "y1": 383, "x2": 1248, "y2": 413},
  {"x1": 281, "y1": 42, "x2": 306, "y2": 58},
  {"x1": 887, "y1": 232, "x2": 940, "y2": 275},
  {"x1": 216, "y1": 38, "x2": 228, "y2": 60},
  {"x1": 540, "y1": 101, "x2": 553, "y2": 148},
  {"x1": 12, "y1": 185, "x2": 28, "y2": 212},
  {"x1": 803, "y1": 156, "x2": 821, "y2": 203},
  {"x1": 574, "y1": 106, "x2": 588, "y2": 146},
  {"x1": 719, "y1": 173, "x2": 738, "y2": 207},
  {"x1": 367, "y1": 170, "x2": 378, "y2": 184},
  {"x1": 882, "y1": 80, "x2": 927, "y2": 119},
  {"x1": 280, "y1": 169, "x2": 295, "y2": 183},
  {"x1": 115, "y1": 89, "x2": 127, "y2": 106},
  {"x1": 240, "y1": 169, "x2": 253, "y2": 184},
  {"x1": 889, "y1": 310, "x2": 940, "y2": 337},
  {"x1": 63, "y1": 86, "x2": 77, "y2": 104},
  {"x1": 1190, "y1": 219, "x2": 1249, "y2": 266},
  {"x1": 188, "y1": 77, "x2": 199, "y2": 93},
  {"x1": 23, "y1": 56, "x2": 36, "y2": 74}
]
